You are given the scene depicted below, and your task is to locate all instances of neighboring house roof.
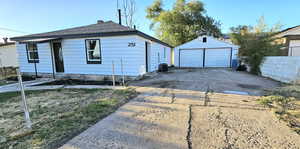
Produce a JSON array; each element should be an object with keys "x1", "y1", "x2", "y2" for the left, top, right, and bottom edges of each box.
[
  {"x1": 276, "y1": 25, "x2": 300, "y2": 38},
  {"x1": 0, "y1": 42, "x2": 15, "y2": 47},
  {"x1": 11, "y1": 21, "x2": 173, "y2": 48}
]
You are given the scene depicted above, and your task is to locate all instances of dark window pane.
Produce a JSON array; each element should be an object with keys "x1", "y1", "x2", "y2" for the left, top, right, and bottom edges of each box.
[
  {"x1": 27, "y1": 43, "x2": 39, "y2": 61},
  {"x1": 28, "y1": 43, "x2": 37, "y2": 51},
  {"x1": 29, "y1": 52, "x2": 39, "y2": 60},
  {"x1": 88, "y1": 51, "x2": 100, "y2": 60},
  {"x1": 86, "y1": 39, "x2": 101, "y2": 62},
  {"x1": 89, "y1": 40, "x2": 97, "y2": 49}
]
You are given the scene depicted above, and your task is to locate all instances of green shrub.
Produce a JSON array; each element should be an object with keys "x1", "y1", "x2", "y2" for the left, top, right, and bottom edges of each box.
[
  {"x1": 258, "y1": 96, "x2": 273, "y2": 107},
  {"x1": 230, "y1": 17, "x2": 283, "y2": 74},
  {"x1": 258, "y1": 95, "x2": 295, "y2": 111}
]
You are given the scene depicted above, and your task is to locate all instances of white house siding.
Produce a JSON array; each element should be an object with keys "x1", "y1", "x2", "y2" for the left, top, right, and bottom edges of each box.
[
  {"x1": 0, "y1": 44, "x2": 18, "y2": 67},
  {"x1": 260, "y1": 56, "x2": 300, "y2": 83},
  {"x1": 136, "y1": 36, "x2": 171, "y2": 72},
  {"x1": 17, "y1": 43, "x2": 53, "y2": 73},
  {"x1": 149, "y1": 42, "x2": 171, "y2": 71},
  {"x1": 62, "y1": 35, "x2": 145, "y2": 76}
]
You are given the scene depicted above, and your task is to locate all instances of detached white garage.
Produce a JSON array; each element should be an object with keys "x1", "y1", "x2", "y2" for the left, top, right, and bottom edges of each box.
[{"x1": 174, "y1": 36, "x2": 239, "y2": 68}]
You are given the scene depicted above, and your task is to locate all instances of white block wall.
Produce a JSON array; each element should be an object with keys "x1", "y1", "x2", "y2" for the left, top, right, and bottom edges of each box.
[
  {"x1": 0, "y1": 44, "x2": 18, "y2": 67},
  {"x1": 260, "y1": 56, "x2": 300, "y2": 83}
]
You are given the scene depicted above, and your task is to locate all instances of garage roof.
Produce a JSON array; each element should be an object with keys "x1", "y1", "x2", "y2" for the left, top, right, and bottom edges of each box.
[{"x1": 175, "y1": 36, "x2": 239, "y2": 49}]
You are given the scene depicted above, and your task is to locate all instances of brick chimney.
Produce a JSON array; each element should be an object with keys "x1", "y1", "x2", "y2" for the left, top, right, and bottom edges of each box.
[{"x1": 97, "y1": 20, "x2": 104, "y2": 24}]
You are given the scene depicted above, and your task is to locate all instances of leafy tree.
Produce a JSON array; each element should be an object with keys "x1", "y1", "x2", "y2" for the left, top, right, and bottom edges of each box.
[
  {"x1": 146, "y1": 0, "x2": 221, "y2": 46},
  {"x1": 230, "y1": 16, "x2": 283, "y2": 74}
]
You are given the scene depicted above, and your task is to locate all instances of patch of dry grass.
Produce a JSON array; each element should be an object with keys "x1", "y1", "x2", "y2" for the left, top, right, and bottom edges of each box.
[
  {"x1": 0, "y1": 88, "x2": 138, "y2": 149},
  {"x1": 0, "y1": 80, "x2": 15, "y2": 86},
  {"x1": 262, "y1": 85, "x2": 300, "y2": 134}
]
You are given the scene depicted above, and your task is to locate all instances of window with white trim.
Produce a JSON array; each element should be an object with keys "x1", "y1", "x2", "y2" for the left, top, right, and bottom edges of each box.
[
  {"x1": 85, "y1": 39, "x2": 101, "y2": 64},
  {"x1": 26, "y1": 43, "x2": 39, "y2": 63}
]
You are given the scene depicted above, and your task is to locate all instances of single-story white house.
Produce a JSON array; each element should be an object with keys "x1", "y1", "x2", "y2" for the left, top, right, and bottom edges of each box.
[
  {"x1": 0, "y1": 41, "x2": 18, "y2": 68},
  {"x1": 275, "y1": 25, "x2": 300, "y2": 56},
  {"x1": 174, "y1": 36, "x2": 239, "y2": 68},
  {"x1": 11, "y1": 20, "x2": 172, "y2": 80}
]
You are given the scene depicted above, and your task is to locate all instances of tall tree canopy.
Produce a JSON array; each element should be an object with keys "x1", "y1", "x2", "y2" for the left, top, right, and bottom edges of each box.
[
  {"x1": 146, "y1": 0, "x2": 221, "y2": 46},
  {"x1": 230, "y1": 16, "x2": 283, "y2": 74}
]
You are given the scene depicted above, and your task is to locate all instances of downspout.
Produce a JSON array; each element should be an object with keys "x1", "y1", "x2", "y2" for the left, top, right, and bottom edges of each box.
[
  {"x1": 50, "y1": 41, "x2": 55, "y2": 79},
  {"x1": 33, "y1": 59, "x2": 37, "y2": 78},
  {"x1": 203, "y1": 48, "x2": 206, "y2": 68},
  {"x1": 28, "y1": 42, "x2": 38, "y2": 78},
  {"x1": 230, "y1": 48, "x2": 233, "y2": 68},
  {"x1": 178, "y1": 49, "x2": 181, "y2": 68}
]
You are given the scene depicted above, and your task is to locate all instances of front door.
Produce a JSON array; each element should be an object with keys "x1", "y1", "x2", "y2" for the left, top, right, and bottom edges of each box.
[{"x1": 52, "y1": 42, "x2": 64, "y2": 72}]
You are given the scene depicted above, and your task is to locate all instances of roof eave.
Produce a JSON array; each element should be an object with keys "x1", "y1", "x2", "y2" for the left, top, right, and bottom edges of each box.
[
  {"x1": 275, "y1": 25, "x2": 300, "y2": 37},
  {"x1": 11, "y1": 30, "x2": 173, "y2": 48},
  {"x1": 136, "y1": 31, "x2": 173, "y2": 48},
  {"x1": 11, "y1": 30, "x2": 139, "y2": 41}
]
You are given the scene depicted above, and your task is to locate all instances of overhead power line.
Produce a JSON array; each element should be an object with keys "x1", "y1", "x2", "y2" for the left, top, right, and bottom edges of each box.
[{"x1": 0, "y1": 27, "x2": 29, "y2": 34}]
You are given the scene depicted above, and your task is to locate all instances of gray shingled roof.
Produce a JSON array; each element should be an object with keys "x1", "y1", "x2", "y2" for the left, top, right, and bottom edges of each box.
[{"x1": 11, "y1": 21, "x2": 172, "y2": 47}]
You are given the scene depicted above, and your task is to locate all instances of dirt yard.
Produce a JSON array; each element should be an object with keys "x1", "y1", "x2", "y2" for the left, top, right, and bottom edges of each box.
[
  {"x1": 130, "y1": 68, "x2": 280, "y2": 96},
  {"x1": 0, "y1": 88, "x2": 137, "y2": 149},
  {"x1": 60, "y1": 69, "x2": 300, "y2": 149}
]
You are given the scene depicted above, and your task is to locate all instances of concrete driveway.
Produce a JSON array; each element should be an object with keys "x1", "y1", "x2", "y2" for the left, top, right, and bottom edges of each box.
[
  {"x1": 131, "y1": 68, "x2": 281, "y2": 96},
  {"x1": 60, "y1": 69, "x2": 300, "y2": 149}
]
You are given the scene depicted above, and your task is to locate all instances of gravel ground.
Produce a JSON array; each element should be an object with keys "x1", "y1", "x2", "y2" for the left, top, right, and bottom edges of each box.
[
  {"x1": 130, "y1": 68, "x2": 281, "y2": 96},
  {"x1": 191, "y1": 93, "x2": 300, "y2": 149},
  {"x1": 60, "y1": 86, "x2": 300, "y2": 149}
]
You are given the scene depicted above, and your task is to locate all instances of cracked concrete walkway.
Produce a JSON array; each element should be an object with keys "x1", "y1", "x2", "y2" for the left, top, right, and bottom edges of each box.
[
  {"x1": 0, "y1": 79, "x2": 124, "y2": 93},
  {"x1": 59, "y1": 87, "x2": 300, "y2": 149}
]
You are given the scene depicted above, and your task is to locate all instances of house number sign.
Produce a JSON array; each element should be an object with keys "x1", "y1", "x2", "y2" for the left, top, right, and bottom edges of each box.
[{"x1": 128, "y1": 42, "x2": 136, "y2": 47}]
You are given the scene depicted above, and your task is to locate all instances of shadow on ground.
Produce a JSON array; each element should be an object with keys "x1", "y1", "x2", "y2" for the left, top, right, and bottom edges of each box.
[{"x1": 129, "y1": 68, "x2": 281, "y2": 96}]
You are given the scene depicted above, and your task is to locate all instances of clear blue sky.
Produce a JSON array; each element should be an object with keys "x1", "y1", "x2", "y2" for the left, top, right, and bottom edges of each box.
[{"x1": 0, "y1": 0, "x2": 299, "y2": 39}]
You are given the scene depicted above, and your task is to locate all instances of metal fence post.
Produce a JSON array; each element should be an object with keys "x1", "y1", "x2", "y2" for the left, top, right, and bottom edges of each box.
[
  {"x1": 17, "y1": 69, "x2": 32, "y2": 129},
  {"x1": 120, "y1": 58, "x2": 125, "y2": 86},
  {"x1": 0, "y1": 58, "x2": 4, "y2": 80},
  {"x1": 112, "y1": 61, "x2": 116, "y2": 87},
  {"x1": 204, "y1": 85, "x2": 213, "y2": 106}
]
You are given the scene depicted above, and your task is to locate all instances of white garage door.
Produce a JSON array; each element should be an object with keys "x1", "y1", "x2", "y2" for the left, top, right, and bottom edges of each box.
[
  {"x1": 179, "y1": 49, "x2": 203, "y2": 67},
  {"x1": 205, "y1": 48, "x2": 231, "y2": 67}
]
